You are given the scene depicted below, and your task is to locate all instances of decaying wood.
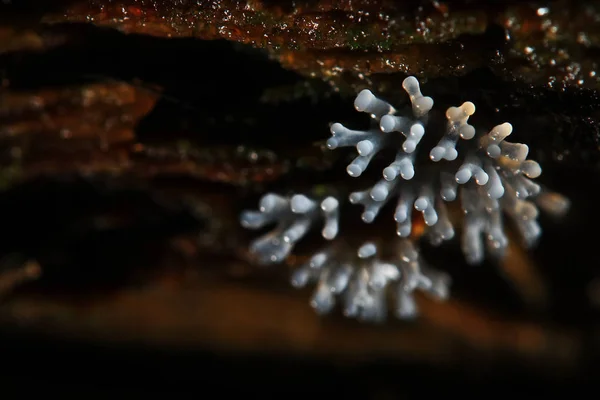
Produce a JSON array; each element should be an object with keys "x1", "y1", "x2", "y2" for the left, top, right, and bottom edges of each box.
[{"x1": 44, "y1": 0, "x2": 600, "y2": 90}]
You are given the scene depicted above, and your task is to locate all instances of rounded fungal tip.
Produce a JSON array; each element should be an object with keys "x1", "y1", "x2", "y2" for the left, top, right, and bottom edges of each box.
[
  {"x1": 415, "y1": 96, "x2": 434, "y2": 113},
  {"x1": 521, "y1": 202, "x2": 539, "y2": 220},
  {"x1": 259, "y1": 193, "x2": 278, "y2": 212},
  {"x1": 500, "y1": 122, "x2": 513, "y2": 134},
  {"x1": 358, "y1": 242, "x2": 377, "y2": 258},
  {"x1": 475, "y1": 171, "x2": 489, "y2": 185},
  {"x1": 455, "y1": 169, "x2": 472, "y2": 184},
  {"x1": 347, "y1": 164, "x2": 362, "y2": 177},
  {"x1": 441, "y1": 189, "x2": 456, "y2": 202},
  {"x1": 397, "y1": 225, "x2": 411, "y2": 237},
  {"x1": 411, "y1": 123, "x2": 425, "y2": 136},
  {"x1": 487, "y1": 144, "x2": 501, "y2": 158},
  {"x1": 394, "y1": 208, "x2": 407, "y2": 222},
  {"x1": 460, "y1": 125, "x2": 476, "y2": 140},
  {"x1": 349, "y1": 192, "x2": 361, "y2": 203},
  {"x1": 330, "y1": 122, "x2": 344, "y2": 134},
  {"x1": 370, "y1": 186, "x2": 389, "y2": 202},
  {"x1": 536, "y1": 192, "x2": 570, "y2": 216},
  {"x1": 414, "y1": 197, "x2": 428, "y2": 211},
  {"x1": 424, "y1": 212, "x2": 438, "y2": 226},
  {"x1": 356, "y1": 140, "x2": 374, "y2": 156},
  {"x1": 400, "y1": 164, "x2": 414, "y2": 180},
  {"x1": 488, "y1": 184, "x2": 505, "y2": 199},
  {"x1": 383, "y1": 166, "x2": 397, "y2": 181},
  {"x1": 322, "y1": 226, "x2": 338, "y2": 240},
  {"x1": 403, "y1": 141, "x2": 417, "y2": 153},
  {"x1": 522, "y1": 160, "x2": 542, "y2": 178},
  {"x1": 430, "y1": 147, "x2": 444, "y2": 162},
  {"x1": 290, "y1": 269, "x2": 309, "y2": 288},
  {"x1": 310, "y1": 253, "x2": 328, "y2": 268},
  {"x1": 362, "y1": 211, "x2": 376, "y2": 223},
  {"x1": 445, "y1": 106, "x2": 459, "y2": 120},
  {"x1": 379, "y1": 115, "x2": 395, "y2": 132},
  {"x1": 445, "y1": 148, "x2": 458, "y2": 161},
  {"x1": 402, "y1": 76, "x2": 419, "y2": 92},
  {"x1": 239, "y1": 211, "x2": 260, "y2": 228},
  {"x1": 354, "y1": 89, "x2": 375, "y2": 112},
  {"x1": 462, "y1": 101, "x2": 476, "y2": 115},
  {"x1": 321, "y1": 196, "x2": 339, "y2": 212},
  {"x1": 290, "y1": 194, "x2": 312, "y2": 213}
]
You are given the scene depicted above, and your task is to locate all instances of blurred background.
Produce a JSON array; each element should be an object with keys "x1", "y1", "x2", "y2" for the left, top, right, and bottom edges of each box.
[{"x1": 1, "y1": 0, "x2": 600, "y2": 396}]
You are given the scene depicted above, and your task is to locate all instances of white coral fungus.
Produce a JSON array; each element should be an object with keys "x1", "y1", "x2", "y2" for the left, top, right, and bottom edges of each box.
[{"x1": 240, "y1": 76, "x2": 569, "y2": 322}]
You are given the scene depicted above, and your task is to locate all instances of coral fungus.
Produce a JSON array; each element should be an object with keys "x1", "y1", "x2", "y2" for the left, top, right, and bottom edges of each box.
[{"x1": 241, "y1": 76, "x2": 570, "y2": 322}]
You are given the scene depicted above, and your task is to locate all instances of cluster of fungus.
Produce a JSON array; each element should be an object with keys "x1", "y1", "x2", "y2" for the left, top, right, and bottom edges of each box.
[{"x1": 241, "y1": 76, "x2": 569, "y2": 322}]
